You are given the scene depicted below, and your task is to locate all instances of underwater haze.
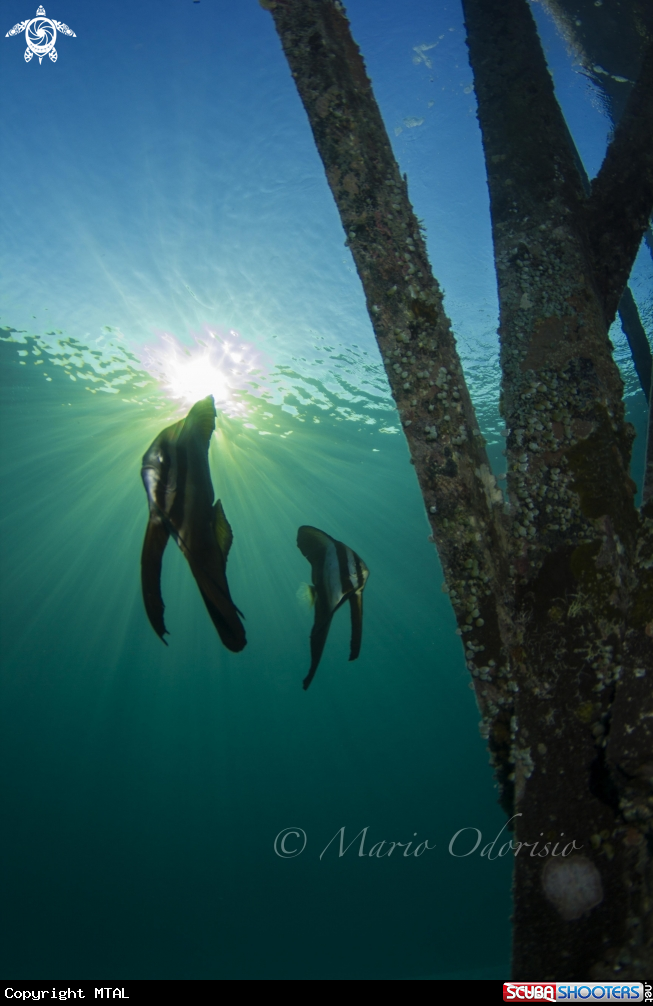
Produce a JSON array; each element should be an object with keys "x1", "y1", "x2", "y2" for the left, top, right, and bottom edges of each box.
[{"x1": 0, "y1": 0, "x2": 650, "y2": 981}]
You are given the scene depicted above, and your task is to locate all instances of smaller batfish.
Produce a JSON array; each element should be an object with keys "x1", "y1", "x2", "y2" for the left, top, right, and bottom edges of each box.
[
  {"x1": 140, "y1": 395, "x2": 246, "y2": 652},
  {"x1": 297, "y1": 526, "x2": 369, "y2": 690}
]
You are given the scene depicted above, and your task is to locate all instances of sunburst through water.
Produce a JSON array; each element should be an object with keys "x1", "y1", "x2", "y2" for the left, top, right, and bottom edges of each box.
[{"x1": 138, "y1": 327, "x2": 269, "y2": 415}]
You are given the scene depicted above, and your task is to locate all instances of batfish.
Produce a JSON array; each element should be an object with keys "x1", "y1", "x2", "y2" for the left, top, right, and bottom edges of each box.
[
  {"x1": 297, "y1": 526, "x2": 369, "y2": 690},
  {"x1": 140, "y1": 395, "x2": 246, "y2": 652}
]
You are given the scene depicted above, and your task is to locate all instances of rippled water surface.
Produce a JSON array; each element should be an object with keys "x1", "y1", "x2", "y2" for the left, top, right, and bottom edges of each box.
[{"x1": 1, "y1": 0, "x2": 650, "y2": 980}]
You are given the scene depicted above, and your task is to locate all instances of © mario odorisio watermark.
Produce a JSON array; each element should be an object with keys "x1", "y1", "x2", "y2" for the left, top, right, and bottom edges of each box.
[{"x1": 273, "y1": 814, "x2": 584, "y2": 860}]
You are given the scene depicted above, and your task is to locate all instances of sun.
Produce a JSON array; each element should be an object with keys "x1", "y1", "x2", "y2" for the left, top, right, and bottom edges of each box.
[{"x1": 139, "y1": 327, "x2": 267, "y2": 414}]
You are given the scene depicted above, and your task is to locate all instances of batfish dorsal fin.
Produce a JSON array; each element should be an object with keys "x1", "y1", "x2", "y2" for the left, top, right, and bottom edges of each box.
[
  {"x1": 141, "y1": 517, "x2": 171, "y2": 644},
  {"x1": 348, "y1": 591, "x2": 363, "y2": 662},
  {"x1": 213, "y1": 499, "x2": 233, "y2": 561},
  {"x1": 186, "y1": 555, "x2": 246, "y2": 651},
  {"x1": 303, "y1": 598, "x2": 333, "y2": 690},
  {"x1": 185, "y1": 395, "x2": 217, "y2": 448},
  {"x1": 297, "y1": 525, "x2": 335, "y2": 566}
]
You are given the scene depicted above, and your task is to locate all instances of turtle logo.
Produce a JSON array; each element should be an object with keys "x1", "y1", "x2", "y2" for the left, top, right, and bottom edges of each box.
[{"x1": 5, "y1": 5, "x2": 76, "y2": 64}]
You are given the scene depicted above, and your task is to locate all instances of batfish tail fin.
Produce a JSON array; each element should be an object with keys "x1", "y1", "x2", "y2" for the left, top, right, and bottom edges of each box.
[
  {"x1": 187, "y1": 556, "x2": 247, "y2": 653},
  {"x1": 348, "y1": 591, "x2": 363, "y2": 662},
  {"x1": 303, "y1": 600, "x2": 333, "y2": 690},
  {"x1": 141, "y1": 517, "x2": 170, "y2": 644}
]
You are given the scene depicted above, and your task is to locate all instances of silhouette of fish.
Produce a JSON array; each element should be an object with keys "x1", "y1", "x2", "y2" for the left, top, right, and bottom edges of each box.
[
  {"x1": 297, "y1": 526, "x2": 369, "y2": 690},
  {"x1": 140, "y1": 395, "x2": 246, "y2": 652}
]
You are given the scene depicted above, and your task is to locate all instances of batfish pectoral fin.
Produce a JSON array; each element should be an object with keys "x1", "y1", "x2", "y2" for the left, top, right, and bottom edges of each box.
[
  {"x1": 141, "y1": 517, "x2": 171, "y2": 644},
  {"x1": 187, "y1": 555, "x2": 247, "y2": 653},
  {"x1": 213, "y1": 499, "x2": 233, "y2": 562},
  {"x1": 295, "y1": 582, "x2": 316, "y2": 609},
  {"x1": 303, "y1": 599, "x2": 333, "y2": 690},
  {"x1": 348, "y1": 590, "x2": 363, "y2": 662}
]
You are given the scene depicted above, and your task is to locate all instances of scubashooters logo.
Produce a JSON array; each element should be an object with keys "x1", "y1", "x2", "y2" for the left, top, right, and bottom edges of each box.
[
  {"x1": 5, "y1": 6, "x2": 76, "y2": 64},
  {"x1": 503, "y1": 983, "x2": 644, "y2": 1002}
]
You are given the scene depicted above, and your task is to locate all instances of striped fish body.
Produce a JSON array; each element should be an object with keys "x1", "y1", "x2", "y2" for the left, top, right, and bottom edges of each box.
[
  {"x1": 140, "y1": 395, "x2": 246, "y2": 653},
  {"x1": 297, "y1": 525, "x2": 369, "y2": 690}
]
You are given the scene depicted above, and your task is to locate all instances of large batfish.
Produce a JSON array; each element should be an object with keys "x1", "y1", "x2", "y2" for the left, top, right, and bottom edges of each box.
[
  {"x1": 140, "y1": 395, "x2": 246, "y2": 652},
  {"x1": 297, "y1": 526, "x2": 369, "y2": 690}
]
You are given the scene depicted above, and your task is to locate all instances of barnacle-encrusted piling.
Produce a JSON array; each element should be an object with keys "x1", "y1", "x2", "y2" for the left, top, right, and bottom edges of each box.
[
  {"x1": 645, "y1": 370, "x2": 653, "y2": 505},
  {"x1": 262, "y1": 0, "x2": 653, "y2": 979},
  {"x1": 262, "y1": 0, "x2": 514, "y2": 801},
  {"x1": 463, "y1": 0, "x2": 653, "y2": 979}
]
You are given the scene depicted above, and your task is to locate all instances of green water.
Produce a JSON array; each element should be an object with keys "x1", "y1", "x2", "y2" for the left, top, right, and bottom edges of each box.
[{"x1": 0, "y1": 335, "x2": 511, "y2": 979}]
